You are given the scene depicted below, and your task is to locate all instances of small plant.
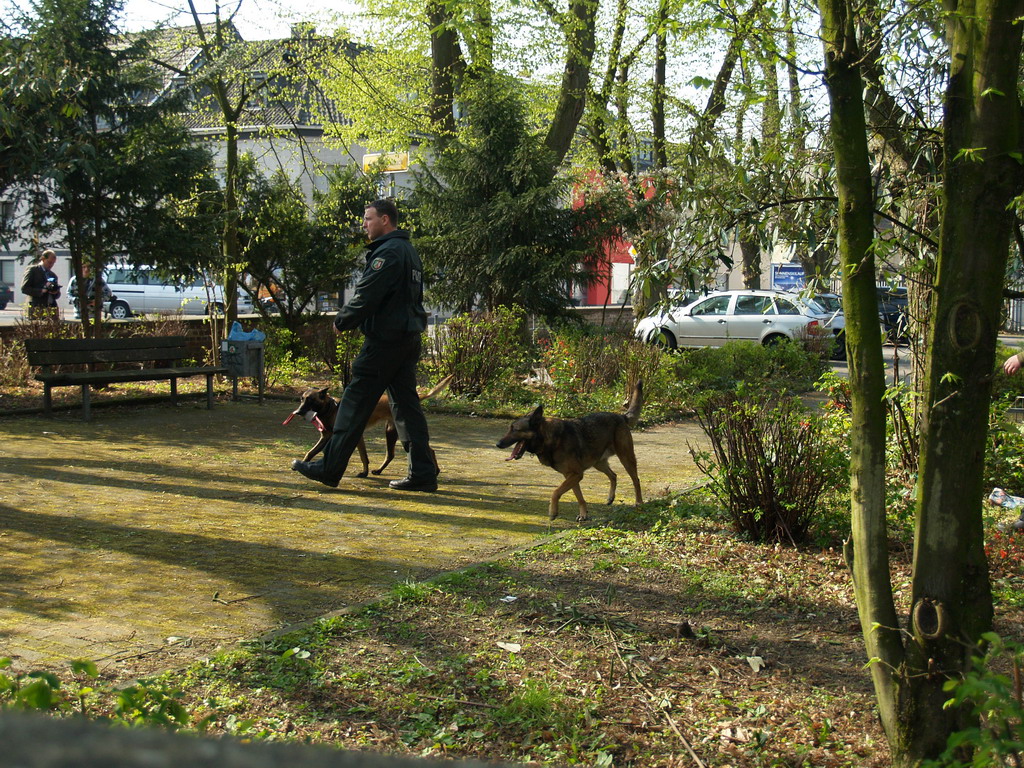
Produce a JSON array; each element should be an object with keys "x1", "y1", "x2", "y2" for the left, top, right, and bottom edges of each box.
[
  {"x1": 692, "y1": 395, "x2": 845, "y2": 544},
  {"x1": 114, "y1": 682, "x2": 191, "y2": 729},
  {"x1": 925, "y1": 633, "x2": 1024, "y2": 767}
]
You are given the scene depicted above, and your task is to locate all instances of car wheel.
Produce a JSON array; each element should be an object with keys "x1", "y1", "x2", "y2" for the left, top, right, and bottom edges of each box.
[
  {"x1": 762, "y1": 333, "x2": 787, "y2": 347},
  {"x1": 832, "y1": 331, "x2": 847, "y2": 361},
  {"x1": 0, "y1": 302, "x2": 7, "y2": 311},
  {"x1": 206, "y1": 302, "x2": 226, "y2": 316},
  {"x1": 109, "y1": 300, "x2": 131, "y2": 319},
  {"x1": 655, "y1": 329, "x2": 677, "y2": 349}
]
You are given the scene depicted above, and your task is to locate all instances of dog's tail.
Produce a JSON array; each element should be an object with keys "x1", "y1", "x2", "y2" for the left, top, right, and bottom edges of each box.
[
  {"x1": 624, "y1": 379, "x2": 644, "y2": 428},
  {"x1": 420, "y1": 374, "x2": 455, "y2": 402}
]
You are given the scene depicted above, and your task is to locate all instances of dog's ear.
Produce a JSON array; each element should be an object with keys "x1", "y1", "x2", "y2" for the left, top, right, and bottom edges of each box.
[
  {"x1": 529, "y1": 404, "x2": 544, "y2": 425},
  {"x1": 318, "y1": 388, "x2": 329, "y2": 397}
]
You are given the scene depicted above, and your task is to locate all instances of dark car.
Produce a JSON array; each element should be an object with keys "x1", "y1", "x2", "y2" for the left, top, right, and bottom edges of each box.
[
  {"x1": 878, "y1": 287, "x2": 909, "y2": 341},
  {"x1": 0, "y1": 280, "x2": 13, "y2": 310}
]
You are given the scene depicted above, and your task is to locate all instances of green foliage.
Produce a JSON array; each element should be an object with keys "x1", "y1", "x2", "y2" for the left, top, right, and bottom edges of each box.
[
  {"x1": 1, "y1": 0, "x2": 214, "y2": 318},
  {"x1": 693, "y1": 395, "x2": 848, "y2": 544},
  {"x1": 238, "y1": 159, "x2": 370, "y2": 327},
  {"x1": 0, "y1": 657, "x2": 189, "y2": 728},
  {"x1": 674, "y1": 340, "x2": 827, "y2": 409},
  {"x1": 993, "y1": 344, "x2": 1024, "y2": 403},
  {"x1": 259, "y1": 321, "x2": 317, "y2": 387},
  {"x1": 113, "y1": 683, "x2": 190, "y2": 729},
  {"x1": 414, "y1": 73, "x2": 614, "y2": 319},
  {"x1": 985, "y1": 407, "x2": 1024, "y2": 495},
  {"x1": 427, "y1": 305, "x2": 531, "y2": 397},
  {"x1": 0, "y1": 658, "x2": 63, "y2": 711},
  {"x1": 925, "y1": 634, "x2": 1024, "y2": 767}
]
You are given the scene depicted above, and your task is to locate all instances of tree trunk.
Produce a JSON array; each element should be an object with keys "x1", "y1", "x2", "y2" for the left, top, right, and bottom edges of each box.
[
  {"x1": 905, "y1": 0, "x2": 1023, "y2": 758},
  {"x1": 783, "y1": 0, "x2": 805, "y2": 152},
  {"x1": 427, "y1": 0, "x2": 463, "y2": 141},
  {"x1": 651, "y1": 0, "x2": 668, "y2": 169},
  {"x1": 222, "y1": 117, "x2": 240, "y2": 339},
  {"x1": 740, "y1": 238, "x2": 761, "y2": 288},
  {"x1": 542, "y1": 0, "x2": 598, "y2": 169},
  {"x1": 819, "y1": 0, "x2": 1024, "y2": 759},
  {"x1": 816, "y1": 0, "x2": 906, "y2": 756}
]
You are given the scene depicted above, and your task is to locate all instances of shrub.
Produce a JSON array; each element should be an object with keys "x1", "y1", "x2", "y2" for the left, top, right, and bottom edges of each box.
[
  {"x1": 691, "y1": 395, "x2": 846, "y2": 544},
  {"x1": 537, "y1": 324, "x2": 676, "y2": 416},
  {"x1": 674, "y1": 340, "x2": 826, "y2": 410},
  {"x1": 1, "y1": 317, "x2": 82, "y2": 387},
  {"x1": 0, "y1": 332, "x2": 32, "y2": 389},
  {"x1": 992, "y1": 343, "x2": 1024, "y2": 404},
  {"x1": 260, "y1": 321, "x2": 317, "y2": 387},
  {"x1": 986, "y1": 401, "x2": 1024, "y2": 495},
  {"x1": 428, "y1": 306, "x2": 530, "y2": 396}
]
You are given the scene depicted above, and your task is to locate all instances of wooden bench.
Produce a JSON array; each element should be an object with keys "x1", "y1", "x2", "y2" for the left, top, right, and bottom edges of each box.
[{"x1": 24, "y1": 336, "x2": 227, "y2": 420}]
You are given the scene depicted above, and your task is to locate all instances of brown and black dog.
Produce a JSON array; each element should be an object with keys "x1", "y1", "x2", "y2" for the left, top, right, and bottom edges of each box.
[
  {"x1": 284, "y1": 375, "x2": 453, "y2": 478},
  {"x1": 496, "y1": 380, "x2": 643, "y2": 522}
]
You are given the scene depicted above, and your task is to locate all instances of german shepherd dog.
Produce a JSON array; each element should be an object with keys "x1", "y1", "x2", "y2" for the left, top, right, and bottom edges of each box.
[
  {"x1": 496, "y1": 381, "x2": 644, "y2": 522},
  {"x1": 283, "y1": 375, "x2": 453, "y2": 478}
]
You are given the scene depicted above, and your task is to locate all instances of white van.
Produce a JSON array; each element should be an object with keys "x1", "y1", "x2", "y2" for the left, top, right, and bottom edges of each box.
[{"x1": 104, "y1": 266, "x2": 253, "y2": 319}]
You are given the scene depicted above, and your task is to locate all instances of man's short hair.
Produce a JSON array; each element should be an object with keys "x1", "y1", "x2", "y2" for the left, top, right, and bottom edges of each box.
[
  {"x1": 41, "y1": 249, "x2": 56, "y2": 261},
  {"x1": 367, "y1": 199, "x2": 399, "y2": 225}
]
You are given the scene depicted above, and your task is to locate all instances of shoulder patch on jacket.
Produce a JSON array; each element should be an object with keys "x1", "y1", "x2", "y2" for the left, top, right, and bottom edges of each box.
[{"x1": 371, "y1": 257, "x2": 385, "y2": 270}]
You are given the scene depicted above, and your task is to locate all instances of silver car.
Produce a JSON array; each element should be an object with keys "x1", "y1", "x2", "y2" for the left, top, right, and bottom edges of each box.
[{"x1": 635, "y1": 289, "x2": 846, "y2": 359}]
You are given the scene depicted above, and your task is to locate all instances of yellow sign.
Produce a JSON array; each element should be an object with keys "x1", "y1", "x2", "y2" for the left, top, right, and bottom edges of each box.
[{"x1": 362, "y1": 152, "x2": 409, "y2": 173}]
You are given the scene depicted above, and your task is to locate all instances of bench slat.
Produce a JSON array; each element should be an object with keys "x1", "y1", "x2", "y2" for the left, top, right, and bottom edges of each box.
[
  {"x1": 25, "y1": 336, "x2": 193, "y2": 367},
  {"x1": 36, "y1": 366, "x2": 227, "y2": 385},
  {"x1": 26, "y1": 347, "x2": 189, "y2": 366},
  {"x1": 25, "y1": 336, "x2": 188, "y2": 351}
]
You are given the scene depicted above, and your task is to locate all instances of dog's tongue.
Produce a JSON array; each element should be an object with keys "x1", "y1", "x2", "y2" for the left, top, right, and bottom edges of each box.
[
  {"x1": 505, "y1": 441, "x2": 526, "y2": 461},
  {"x1": 282, "y1": 412, "x2": 296, "y2": 426},
  {"x1": 313, "y1": 415, "x2": 327, "y2": 433}
]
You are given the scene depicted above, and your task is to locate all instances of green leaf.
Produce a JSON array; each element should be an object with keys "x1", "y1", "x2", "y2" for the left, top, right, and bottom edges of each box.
[
  {"x1": 70, "y1": 659, "x2": 98, "y2": 678},
  {"x1": 17, "y1": 680, "x2": 56, "y2": 710}
]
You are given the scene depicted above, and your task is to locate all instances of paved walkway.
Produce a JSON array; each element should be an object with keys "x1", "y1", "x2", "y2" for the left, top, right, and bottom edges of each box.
[{"x1": 0, "y1": 400, "x2": 704, "y2": 678}]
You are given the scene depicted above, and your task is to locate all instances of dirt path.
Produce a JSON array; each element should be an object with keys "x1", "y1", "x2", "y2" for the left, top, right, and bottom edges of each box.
[{"x1": 0, "y1": 399, "x2": 706, "y2": 679}]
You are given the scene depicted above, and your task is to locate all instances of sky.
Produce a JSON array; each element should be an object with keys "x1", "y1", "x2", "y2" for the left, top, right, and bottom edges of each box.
[{"x1": 119, "y1": 0, "x2": 358, "y2": 40}]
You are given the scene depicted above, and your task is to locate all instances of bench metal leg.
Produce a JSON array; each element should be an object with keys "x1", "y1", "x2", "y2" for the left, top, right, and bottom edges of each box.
[
  {"x1": 206, "y1": 374, "x2": 214, "y2": 409},
  {"x1": 43, "y1": 385, "x2": 52, "y2": 417},
  {"x1": 81, "y1": 384, "x2": 91, "y2": 421},
  {"x1": 170, "y1": 378, "x2": 177, "y2": 406}
]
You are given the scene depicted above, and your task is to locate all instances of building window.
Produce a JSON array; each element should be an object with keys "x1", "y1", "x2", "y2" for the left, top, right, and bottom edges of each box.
[
  {"x1": 0, "y1": 200, "x2": 13, "y2": 224},
  {"x1": 0, "y1": 259, "x2": 14, "y2": 285}
]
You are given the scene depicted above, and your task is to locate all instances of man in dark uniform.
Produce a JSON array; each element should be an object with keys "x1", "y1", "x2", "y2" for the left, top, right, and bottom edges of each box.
[{"x1": 291, "y1": 199, "x2": 439, "y2": 492}]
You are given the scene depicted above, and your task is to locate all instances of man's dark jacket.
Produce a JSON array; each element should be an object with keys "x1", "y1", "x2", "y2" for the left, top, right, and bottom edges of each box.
[
  {"x1": 334, "y1": 229, "x2": 427, "y2": 339},
  {"x1": 21, "y1": 264, "x2": 60, "y2": 308}
]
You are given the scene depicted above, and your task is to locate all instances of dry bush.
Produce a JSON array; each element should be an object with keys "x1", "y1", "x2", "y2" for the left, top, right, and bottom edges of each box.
[{"x1": 691, "y1": 395, "x2": 841, "y2": 544}]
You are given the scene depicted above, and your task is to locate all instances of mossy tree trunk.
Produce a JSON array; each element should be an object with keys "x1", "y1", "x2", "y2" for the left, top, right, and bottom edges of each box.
[
  {"x1": 817, "y1": 0, "x2": 900, "y2": 749},
  {"x1": 818, "y1": 0, "x2": 1024, "y2": 761},
  {"x1": 906, "y1": 0, "x2": 1023, "y2": 757}
]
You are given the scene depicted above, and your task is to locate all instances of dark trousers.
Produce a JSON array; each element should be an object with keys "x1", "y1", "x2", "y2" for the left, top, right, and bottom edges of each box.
[{"x1": 316, "y1": 332, "x2": 434, "y2": 482}]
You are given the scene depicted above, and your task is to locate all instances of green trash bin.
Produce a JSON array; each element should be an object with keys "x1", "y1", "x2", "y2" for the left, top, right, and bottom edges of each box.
[{"x1": 221, "y1": 339, "x2": 264, "y2": 402}]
